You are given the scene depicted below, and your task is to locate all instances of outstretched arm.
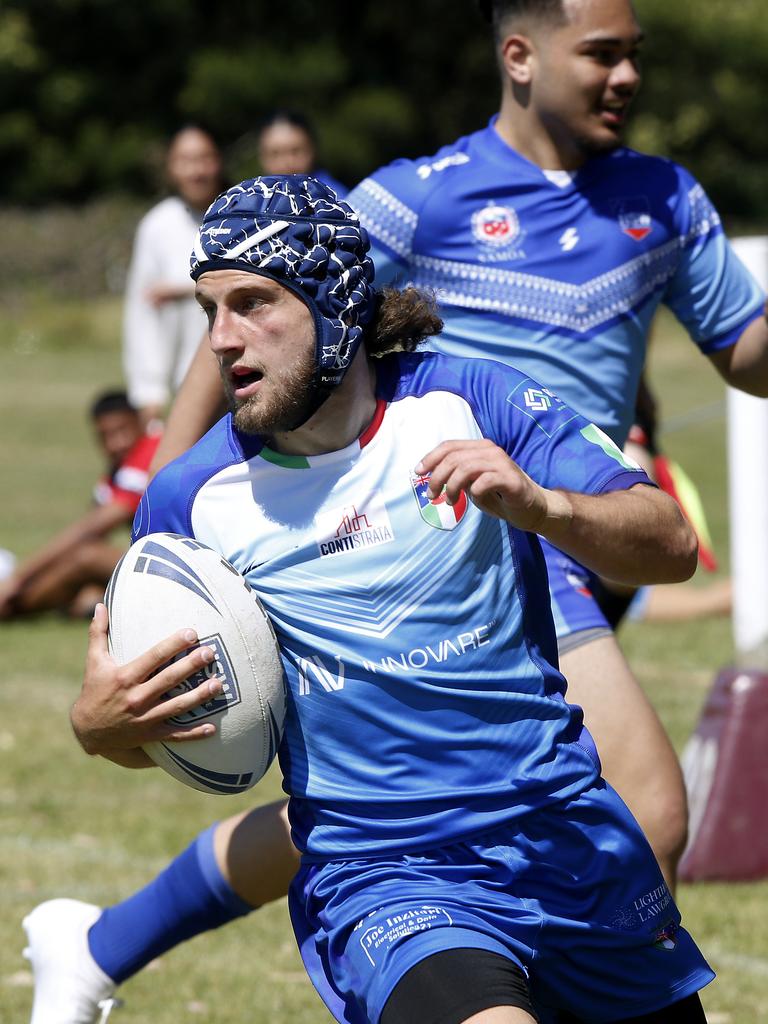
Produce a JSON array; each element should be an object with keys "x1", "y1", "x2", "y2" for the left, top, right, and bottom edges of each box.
[
  {"x1": 417, "y1": 439, "x2": 697, "y2": 586},
  {"x1": 71, "y1": 604, "x2": 224, "y2": 768},
  {"x1": 148, "y1": 336, "x2": 225, "y2": 478}
]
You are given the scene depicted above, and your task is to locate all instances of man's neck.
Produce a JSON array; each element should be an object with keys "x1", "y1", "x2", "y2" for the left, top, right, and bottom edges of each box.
[
  {"x1": 267, "y1": 352, "x2": 378, "y2": 457},
  {"x1": 494, "y1": 97, "x2": 587, "y2": 172}
]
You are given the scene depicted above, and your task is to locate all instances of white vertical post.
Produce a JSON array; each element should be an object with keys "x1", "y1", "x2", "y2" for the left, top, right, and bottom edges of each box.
[{"x1": 728, "y1": 237, "x2": 768, "y2": 665}]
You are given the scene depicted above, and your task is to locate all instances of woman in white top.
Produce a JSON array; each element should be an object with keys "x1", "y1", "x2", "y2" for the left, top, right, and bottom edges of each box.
[{"x1": 122, "y1": 126, "x2": 224, "y2": 428}]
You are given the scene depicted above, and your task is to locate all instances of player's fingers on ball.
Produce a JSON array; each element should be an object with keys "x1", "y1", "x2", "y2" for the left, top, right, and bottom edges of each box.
[
  {"x1": 131, "y1": 628, "x2": 200, "y2": 683},
  {"x1": 162, "y1": 722, "x2": 217, "y2": 743},
  {"x1": 146, "y1": 669, "x2": 222, "y2": 724},
  {"x1": 152, "y1": 643, "x2": 217, "y2": 697},
  {"x1": 176, "y1": 673, "x2": 224, "y2": 713},
  {"x1": 87, "y1": 603, "x2": 110, "y2": 654}
]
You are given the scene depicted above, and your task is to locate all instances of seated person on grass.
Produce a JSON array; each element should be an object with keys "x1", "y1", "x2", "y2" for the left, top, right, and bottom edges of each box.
[{"x1": 0, "y1": 391, "x2": 159, "y2": 620}]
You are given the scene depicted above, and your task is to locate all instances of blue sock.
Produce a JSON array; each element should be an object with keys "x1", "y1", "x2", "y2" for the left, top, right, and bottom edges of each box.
[{"x1": 87, "y1": 824, "x2": 254, "y2": 983}]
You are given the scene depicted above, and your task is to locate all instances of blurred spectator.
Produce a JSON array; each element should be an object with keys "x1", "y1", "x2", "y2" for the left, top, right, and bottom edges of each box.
[
  {"x1": 0, "y1": 392, "x2": 159, "y2": 620},
  {"x1": 256, "y1": 110, "x2": 348, "y2": 197},
  {"x1": 123, "y1": 126, "x2": 225, "y2": 428}
]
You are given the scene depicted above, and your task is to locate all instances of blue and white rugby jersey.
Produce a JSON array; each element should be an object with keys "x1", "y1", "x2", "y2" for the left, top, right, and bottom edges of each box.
[
  {"x1": 133, "y1": 352, "x2": 650, "y2": 859},
  {"x1": 348, "y1": 120, "x2": 765, "y2": 445}
]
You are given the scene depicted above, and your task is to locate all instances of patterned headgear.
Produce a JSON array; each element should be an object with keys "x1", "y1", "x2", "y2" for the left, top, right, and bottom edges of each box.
[{"x1": 190, "y1": 175, "x2": 376, "y2": 417}]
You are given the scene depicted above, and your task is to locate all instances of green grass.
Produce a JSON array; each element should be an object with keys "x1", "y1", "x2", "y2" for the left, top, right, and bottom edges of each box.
[{"x1": 0, "y1": 298, "x2": 765, "y2": 1022}]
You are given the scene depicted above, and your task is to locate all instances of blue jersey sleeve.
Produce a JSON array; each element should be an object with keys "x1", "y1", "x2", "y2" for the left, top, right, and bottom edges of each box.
[
  {"x1": 662, "y1": 165, "x2": 764, "y2": 352},
  {"x1": 385, "y1": 353, "x2": 652, "y2": 498},
  {"x1": 349, "y1": 170, "x2": 419, "y2": 285},
  {"x1": 496, "y1": 377, "x2": 648, "y2": 496},
  {"x1": 349, "y1": 141, "x2": 471, "y2": 288},
  {"x1": 453, "y1": 358, "x2": 650, "y2": 497}
]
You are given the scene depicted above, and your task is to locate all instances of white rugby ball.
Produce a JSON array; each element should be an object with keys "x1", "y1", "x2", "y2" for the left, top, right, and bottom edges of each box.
[{"x1": 105, "y1": 532, "x2": 286, "y2": 795}]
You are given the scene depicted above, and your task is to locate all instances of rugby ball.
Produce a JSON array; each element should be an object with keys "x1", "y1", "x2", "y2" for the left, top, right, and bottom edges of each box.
[{"x1": 105, "y1": 532, "x2": 286, "y2": 795}]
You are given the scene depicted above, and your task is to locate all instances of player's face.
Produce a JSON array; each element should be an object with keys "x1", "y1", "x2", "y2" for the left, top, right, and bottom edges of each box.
[
  {"x1": 529, "y1": 0, "x2": 642, "y2": 160},
  {"x1": 167, "y1": 129, "x2": 223, "y2": 211},
  {"x1": 196, "y1": 270, "x2": 316, "y2": 436},
  {"x1": 94, "y1": 410, "x2": 143, "y2": 470},
  {"x1": 258, "y1": 122, "x2": 316, "y2": 176}
]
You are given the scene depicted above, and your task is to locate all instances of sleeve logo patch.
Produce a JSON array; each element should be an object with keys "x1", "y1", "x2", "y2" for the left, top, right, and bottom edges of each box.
[
  {"x1": 507, "y1": 379, "x2": 579, "y2": 438},
  {"x1": 580, "y1": 423, "x2": 642, "y2": 470}
]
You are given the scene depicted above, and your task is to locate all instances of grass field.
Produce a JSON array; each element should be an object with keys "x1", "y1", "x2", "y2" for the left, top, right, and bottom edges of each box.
[{"x1": 1, "y1": 295, "x2": 766, "y2": 1022}]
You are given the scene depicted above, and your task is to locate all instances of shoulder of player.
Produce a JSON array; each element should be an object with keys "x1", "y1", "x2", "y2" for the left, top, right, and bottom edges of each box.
[
  {"x1": 351, "y1": 131, "x2": 478, "y2": 206},
  {"x1": 147, "y1": 416, "x2": 250, "y2": 499},
  {"x1": 603, "y1": 146, "x2": 701, "y2": 191},
  {"x1": 380, "y1": 349, "x2": 532, "y2": 405}
]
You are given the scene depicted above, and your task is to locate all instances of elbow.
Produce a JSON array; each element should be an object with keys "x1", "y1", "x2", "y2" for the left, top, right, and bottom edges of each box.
[
  {"x1": 664, "y1": 518, "x2": 699, "y2": 583},
  {"x1": 678, "y1": 525, "x2": 699, "y2": 582}
]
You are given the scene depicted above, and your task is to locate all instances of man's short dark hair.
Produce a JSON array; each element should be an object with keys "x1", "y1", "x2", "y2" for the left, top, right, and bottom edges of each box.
[
  {"x1": 477, "y1": 0, "x2": 567, "y2": 40},
  {"x1": 89, "y1": 390, "x2": 137, "y2": 421}
]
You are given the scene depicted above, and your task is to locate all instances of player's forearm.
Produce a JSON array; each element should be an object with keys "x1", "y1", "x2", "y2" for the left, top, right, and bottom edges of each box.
[
  {"x1": 149, "y1": 336, "x2": 224, "y2": 478},
  {"x1": 83, "y1": 746, "x2": 156, "y2": 769},
  {"x1": 537, "y1": 485, "x2": 698, "y2": 585}
]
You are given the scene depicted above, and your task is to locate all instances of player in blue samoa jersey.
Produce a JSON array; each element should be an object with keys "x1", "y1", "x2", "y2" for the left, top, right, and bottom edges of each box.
[
  {"x1": 38, "y1": 175, "x2": 713, "y2": 1024},
  {"x1": 348, "y1": 132, "x2": 763, "y2": 448}
]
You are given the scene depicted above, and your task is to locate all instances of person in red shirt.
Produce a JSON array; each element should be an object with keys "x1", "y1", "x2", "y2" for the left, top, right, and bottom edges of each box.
[{"x1": 0, "y1": 391, "x2": 159, "y2": 620}]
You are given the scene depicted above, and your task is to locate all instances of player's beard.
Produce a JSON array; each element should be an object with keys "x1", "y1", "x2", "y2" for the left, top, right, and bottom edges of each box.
[{"x1": 222, "y1": 351, "x2": 316, "y2": 436}]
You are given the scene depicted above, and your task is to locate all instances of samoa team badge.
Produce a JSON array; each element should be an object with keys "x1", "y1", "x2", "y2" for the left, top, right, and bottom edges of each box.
[
  {"x1": 411, "y1": 472, "x2": 468, "y2": 530},
  {"x1": 471, "y1": 202, "x2": 525, "y2": 261}
]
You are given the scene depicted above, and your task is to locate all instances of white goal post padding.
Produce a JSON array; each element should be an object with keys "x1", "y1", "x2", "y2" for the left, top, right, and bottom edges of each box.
[{"x1": 728, "y1": 236, "x2": 768, "y2": 663}]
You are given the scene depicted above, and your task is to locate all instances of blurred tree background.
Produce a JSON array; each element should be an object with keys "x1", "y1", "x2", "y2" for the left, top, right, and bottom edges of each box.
[{"x1": 1, "y1": 0, "x2": 766, "y2": 294}]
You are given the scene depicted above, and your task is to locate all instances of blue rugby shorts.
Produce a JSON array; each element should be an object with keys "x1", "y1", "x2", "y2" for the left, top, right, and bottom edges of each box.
[{"x1": 289, "y1": 782, "x2": 714, "y2": 1024}]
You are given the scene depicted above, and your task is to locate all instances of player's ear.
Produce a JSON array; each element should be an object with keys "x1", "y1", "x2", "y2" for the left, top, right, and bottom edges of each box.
[{"x1": 500, "y1": 32, "x2": 535, "y2": 86}]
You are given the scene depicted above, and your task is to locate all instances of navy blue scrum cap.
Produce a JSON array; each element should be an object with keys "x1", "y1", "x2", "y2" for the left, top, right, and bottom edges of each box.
[{"x1": 191, "y1": 175, "x2": 377, "y2": 414}]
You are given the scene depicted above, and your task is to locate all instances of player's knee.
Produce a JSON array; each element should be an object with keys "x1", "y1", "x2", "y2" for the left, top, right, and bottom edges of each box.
[{"x1": 639, "y1": 785, "x2": 689, "y2": 868}]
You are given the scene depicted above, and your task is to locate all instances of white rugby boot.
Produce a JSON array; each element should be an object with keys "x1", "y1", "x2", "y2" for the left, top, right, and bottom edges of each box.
[{"x1": 22, "y1": 899, "x2": 121, "y2": 1024}]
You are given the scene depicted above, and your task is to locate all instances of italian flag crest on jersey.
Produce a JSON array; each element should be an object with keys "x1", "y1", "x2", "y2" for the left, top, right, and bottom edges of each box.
[{"x1": 411, "y1": 472, "x2": 468, "y2": 530}]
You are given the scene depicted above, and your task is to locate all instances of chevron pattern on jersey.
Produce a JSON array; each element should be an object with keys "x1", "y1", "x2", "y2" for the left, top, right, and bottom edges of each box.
[
  {"x1": 355, "y1": 181, "x2": 722, "y2": 334},
  {"x1": 410, "y1": 240, "x2": 683, "y2": 333},
  {"x1": 262, "y1": 511, "x2": 510, "y2": 639}
]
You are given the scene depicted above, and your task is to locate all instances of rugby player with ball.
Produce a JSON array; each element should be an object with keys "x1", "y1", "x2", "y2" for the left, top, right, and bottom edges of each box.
[{"x1": 26, "y1": 175, "x2": 712, "y2": 1023}]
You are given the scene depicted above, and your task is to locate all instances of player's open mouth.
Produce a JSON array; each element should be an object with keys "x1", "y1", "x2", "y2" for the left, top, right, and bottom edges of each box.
[
  {"x1": 600, "y1": 104, "x2": 629, "y2": 127},
  {"x1": 230, "y1": 366, "x2": 264, "y2": 398}
]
